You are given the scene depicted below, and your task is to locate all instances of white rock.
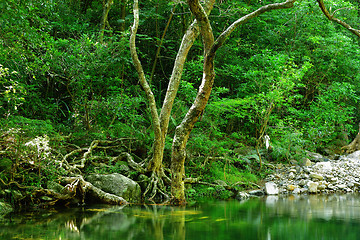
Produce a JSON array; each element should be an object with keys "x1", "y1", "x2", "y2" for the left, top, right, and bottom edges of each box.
[
  {"x1": 347, "y1": 150, "x2": 360, "y2": 160},
  {"x1": 293, "y1": 188, "x2": 301, "y2": 194},
  {"x1": 308, "y1": 181, "x2": 318, "y2": 193},
  {"x1": 310, "y1": 173, "x2": 324, "y2": 181},
  {"x1": 265, "y1": 182, "x2": 279, "y2": 195},
  {"x1": 314, "y1": 162, "x2": 333, "y2": 172}
]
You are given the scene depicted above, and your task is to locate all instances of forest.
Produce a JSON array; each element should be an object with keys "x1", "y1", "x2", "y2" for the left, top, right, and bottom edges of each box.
[{"x1": 0, "y1": 0, "x2": 360, "y2": 209}]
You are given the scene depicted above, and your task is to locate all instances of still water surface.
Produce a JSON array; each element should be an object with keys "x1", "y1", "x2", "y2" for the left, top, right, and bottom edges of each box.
[{"x1": 1, "y1": 194, "x2": 360, "y2": 240}]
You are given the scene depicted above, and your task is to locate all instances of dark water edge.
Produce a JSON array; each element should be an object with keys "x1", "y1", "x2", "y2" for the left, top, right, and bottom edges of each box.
[{"x1": 1, "y1": 194, "x2": 360, "y2": 240}]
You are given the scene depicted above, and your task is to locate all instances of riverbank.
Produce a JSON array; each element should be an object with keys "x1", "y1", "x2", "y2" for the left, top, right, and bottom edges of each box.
[{"x1": 238, "y1": 150, "x2": 360, "y2": 198}]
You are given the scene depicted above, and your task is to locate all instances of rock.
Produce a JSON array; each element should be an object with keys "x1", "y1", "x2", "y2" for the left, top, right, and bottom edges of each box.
[
  {"x1": 87, "y1": 173, "x2": 141, "y2": 203},
  {"x1": 300, "y1": 158, "x2": 312, "y2": 166},
  {"x1": 347, "y1": 150, "x2": 360, "y2": 160},
  {"x1": 306, "y1": 151, "x2": 324, "y2": 162},
  {"x1": 47, "y1": 181, "x2": 64, "y2": 193},
  {"x1": 265, "y1": 182, "x2": 279, "y2": 195},
  {"x1": 314, "y1": 162, "x2": 333, "y2": 172},
  {"x1": 236, "y1": 191, "x2": 249, "y2": 201},
  {"x1": 293, "y1": 188, "x2": 301, "y2": 194},
  {"x1": 310, "y1": 173, "x2": 324, "y2": 181},
  {"x1": 288, "y1": 172, "x2": 295, "y2": 180},
  {"x1": 336, "y1": 184, "x2": 347, "y2": 190},
  {"x1": 329, "y1": 177, "x2": 338, "y2": 183},
  {"x1": 287, "y1": 185, "x2": 297, "y2": 191},
  {"x1": 308, "y1": 181, "x2": 318, "y2": 193},
  {"x1": 249, "y1": 190, "x2": 265, "y2": 196},
  {"x1": 263, "y1": 150, "x2": 360, "y2": 196},
  {"x1": 298, "y1": 179, "x2": 307, "y2": 187}
]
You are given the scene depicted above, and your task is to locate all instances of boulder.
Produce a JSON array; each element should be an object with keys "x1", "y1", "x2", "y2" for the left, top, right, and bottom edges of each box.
[
  {"x1": 87, "y1": 173, "x2": 141, "y2": 203},
  {"x1": 249, "y1": 190, "x2": 265, "y2": 196},
  {"x1": 236, "y1": 191, "x2": 249, "y2": 201},
  {"x1": 265, "y1": 182, "x2": 279, "y2": 195}
]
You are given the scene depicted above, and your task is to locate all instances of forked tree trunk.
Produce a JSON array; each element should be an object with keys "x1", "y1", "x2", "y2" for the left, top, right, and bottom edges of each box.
[
  {"x1": 130, "y1": 0, "x2": 215, "y2": 200},
  {"x1": 170, "y1": 0, "x2": 297, "y2": 205}
]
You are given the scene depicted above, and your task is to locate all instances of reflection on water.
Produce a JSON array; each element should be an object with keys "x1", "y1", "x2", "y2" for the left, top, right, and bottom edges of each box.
[{"x1": 1, "y1": 194, "x2": 360, "y2": 240}]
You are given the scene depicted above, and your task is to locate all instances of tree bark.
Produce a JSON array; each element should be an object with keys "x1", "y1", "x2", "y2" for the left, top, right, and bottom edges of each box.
[
  {"x1": 158, "y1": 0, "x2": 215, "y2": 166},
  {"x1": 170, "y1": 0, "x2": 296, "y2": 205},
  {"x1": 100, "y1": 0, "x2": 114, "y2": 43},
  {"x1": 119, "y1": 0, "x2": 127, "y2": 32},
  {"x1": 130, "y1": 0, "x2": 163, "y2": 177}
]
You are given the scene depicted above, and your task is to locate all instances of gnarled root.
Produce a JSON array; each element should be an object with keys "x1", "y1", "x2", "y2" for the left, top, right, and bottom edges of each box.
[
  {"x1": 143, "y1": 170, "x2": 170, "y2": 202},
  {"x1": 342, "y1": 123, "x2": 360, "y2": 154},
  {"x1": 33, "y1": 176, "x2": 128, "y2": 208}
]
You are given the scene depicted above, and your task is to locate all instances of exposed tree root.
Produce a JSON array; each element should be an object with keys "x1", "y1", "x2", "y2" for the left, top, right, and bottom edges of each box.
[
  {"x1": 33, "y1": 176, "x2": 128, "y2": 207},
  {"x1": 60, "y1": 138, "x2": 171, "y2": 202},
  {"x1": 342, "y1": 123, "x2": 360, "y2": 154},
  {"x1": 143, "y1": 170, "x2": 170, "y2": 201},
  {"x1": 60, "y1": 139, "x2": 146, "y2": 174}
]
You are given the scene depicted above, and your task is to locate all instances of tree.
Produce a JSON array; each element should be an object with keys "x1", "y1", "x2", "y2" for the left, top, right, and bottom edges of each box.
[
  {"x1": 130, "y1": 0, "x2": 360, "y2": 204},
  {"x1": 130, "y1": 0, "x2": 296, "y2": 204}
]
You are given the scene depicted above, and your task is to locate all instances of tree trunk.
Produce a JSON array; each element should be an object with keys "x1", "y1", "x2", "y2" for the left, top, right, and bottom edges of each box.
[
  {"x1": 119, "y1": 0, "x2": 126, "y2": 32},
  {"x1": 130, "y1": 0, "x2": 163, "y2": 177},
  {"x1": 100, "y1": 0, "x2": 114, "y2": 43},
  {"x1": 170, "y1": 0, "x2": 296, "y2": 205},
  {"x1": 158, "y1": 0, "x2": 215, "y2": 164}
]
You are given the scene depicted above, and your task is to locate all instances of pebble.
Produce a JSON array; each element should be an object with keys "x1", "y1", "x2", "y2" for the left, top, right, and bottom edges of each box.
[{"x1": 263, "y1": 150, "x2": 360, "y2": 196}]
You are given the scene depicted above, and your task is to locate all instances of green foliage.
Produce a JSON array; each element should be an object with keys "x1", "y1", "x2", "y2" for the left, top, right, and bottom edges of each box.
[
  {"x1": 0, "y1": 0, "x2": 359, "y2": 205},
  {"x1": 0, "y1": 65, "x2": 26, "y2": 117},
  {"x1": 0, "y1": 116, "x2": 57, "y2": 138},
  {"x1": 301, "y1": 82, "x2": 359, "y2": 150}
]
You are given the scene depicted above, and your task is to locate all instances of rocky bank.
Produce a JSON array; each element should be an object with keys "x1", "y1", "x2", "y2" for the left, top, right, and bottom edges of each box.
[{"x1": 246, "y1": 150, "x2": 360, "y2": 197}]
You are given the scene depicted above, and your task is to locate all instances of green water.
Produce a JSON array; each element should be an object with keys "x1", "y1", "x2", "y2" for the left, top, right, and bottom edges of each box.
[{"x1": 1, "y1": 194, "x2": 360, "y2": 240}]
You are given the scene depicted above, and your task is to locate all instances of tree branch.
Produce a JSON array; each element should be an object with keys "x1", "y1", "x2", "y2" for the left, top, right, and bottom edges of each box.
[
  {"x1": 316, "y1": 0, "x2": 360, "y2": 38},
  {"x1": 211, "y1": 0, "x2": 296, "y2": 55}
]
